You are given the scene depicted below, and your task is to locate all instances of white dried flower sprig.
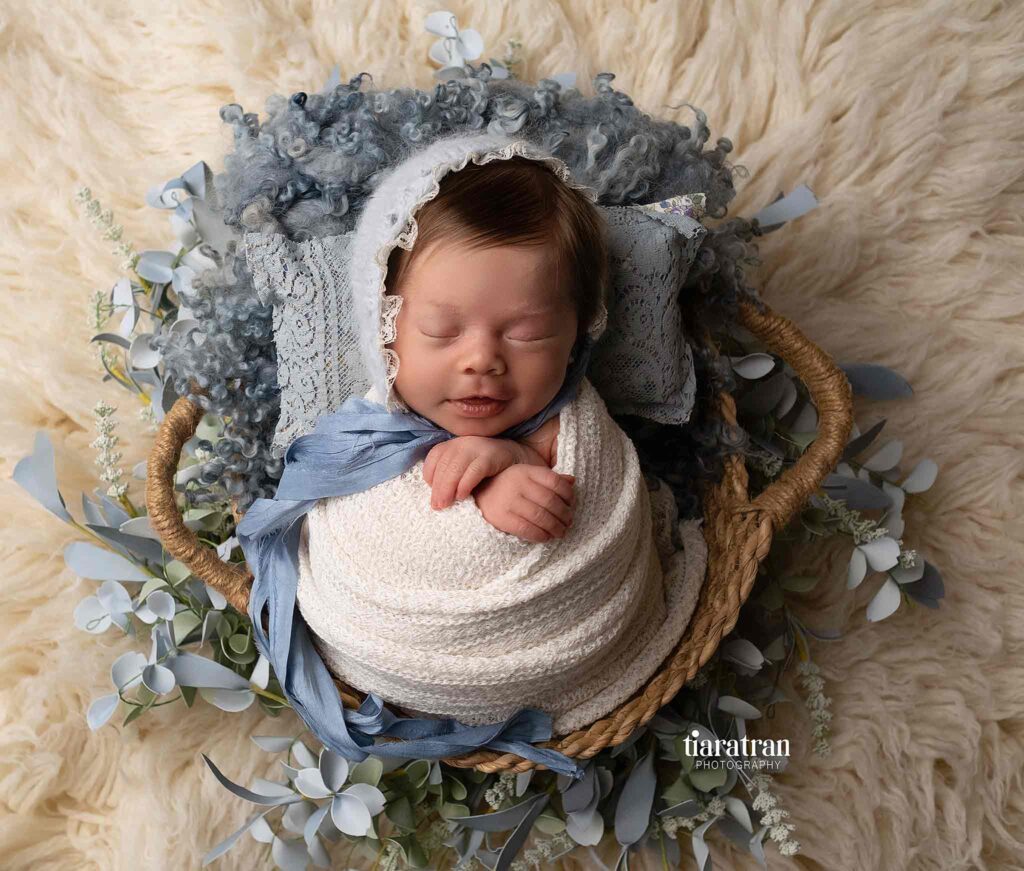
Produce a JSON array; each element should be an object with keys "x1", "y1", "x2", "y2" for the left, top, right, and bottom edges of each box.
[
  {"x1": 660, "y1": 795, "x2": 727, "y2": 838},
  {"x1": 484, "y1": 772, "x2": 518, "y2": 809},
  {"x1": 75, "y1": 186, "x2": 138, "y2": 272},
  {"x1": 796, "y1": 660, "x2": 833, "y2": 757},
  {"x1": 817, "y1": 491, "x2": 888, "y2": 546},
  {"x1": 750, "y1": 773, "x2": 801, "y2": 856},
  {"x1": 509, "y1": 831, "x2": 574, "y2": 870},
  {"x1": 91, "y1": 400, "x2": 130, "y2": 501}
]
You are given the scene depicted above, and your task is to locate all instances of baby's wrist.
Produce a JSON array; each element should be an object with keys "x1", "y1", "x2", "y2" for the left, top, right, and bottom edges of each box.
[{"x1": 509, "y1": 440, "x2": 550, "y2": 468}]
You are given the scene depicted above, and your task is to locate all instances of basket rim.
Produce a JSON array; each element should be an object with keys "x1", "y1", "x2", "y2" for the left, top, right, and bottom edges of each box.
[{"x1": 145, "y1": 299, "x2": 853, "y2": 774}]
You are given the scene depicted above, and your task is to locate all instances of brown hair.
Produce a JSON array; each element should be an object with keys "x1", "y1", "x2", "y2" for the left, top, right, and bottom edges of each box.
[{"x1": 384, "y1": 156, "x2": 609, "y2": 344}]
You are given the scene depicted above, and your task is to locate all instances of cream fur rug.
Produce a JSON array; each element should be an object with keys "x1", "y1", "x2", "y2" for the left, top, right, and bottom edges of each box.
[{"x1": 1, "y1": 2, "x2": 1022, "y2": 869}]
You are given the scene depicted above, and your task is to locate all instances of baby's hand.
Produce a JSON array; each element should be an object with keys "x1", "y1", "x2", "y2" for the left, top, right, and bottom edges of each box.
[
  {"x1": 424, "y1": 436, "x2": 529, "y2": 509},
  {"x1": 472, "y1": 465, "x2": 576, "y2": 543}
]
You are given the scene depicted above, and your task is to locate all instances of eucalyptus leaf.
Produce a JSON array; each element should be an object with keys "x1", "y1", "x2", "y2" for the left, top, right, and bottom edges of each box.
[
  {"x1": 201, "y1": 754, "x2": 301, "y2": 806},
  {"x1": 863, "y1": 439, "x2": 903, "y2": 472},
  {"x1": 614, "y1": 750, "x2": 656, "y2": 846},
  {"x1": 902, "y1": 561, "x2": 945, "y2": 607},
  {"x1": 201, "y1": 807, "x2": 276, "y2": 866},
  {"x1": 730, "y1": 353, "x2": 775, "y2": 380},
  {"x1": 840, "y1": 363, "x2": 913, "y2": 399},
  {"x1": 271, "y1": 835, "x2": 310, "y2": 871},
  {"x1": 13, "y1": 432, "x2": 74, "y2": 524},
  {"x1": 459, "y1": 793, "x2": 548, "y2": 833},
  {"x1": 86, "y1": 692, "x2": 120, "y2": 730},
  {"x1": 866, "y1": 577, "x2": 902, "y2": 622},
  {"x1": 842, "y1": 418, "x2": 886, "y2": 461},
  {"x1": 494, "y1": 793, "x2": 549, "y2": 871},
  {"x1": 165, "y1": 651, "x2": 249, "y2": 690},
  {"x1": 858, "y1": 536, "x2": 901, "y2": 572},
  {"x1": 821, "y1": 474, "x2": 893, "y2": 510},
  {"x1": 902, "y1": 458, "x2": 938, "y2": 493},
  {"x1": 64, "y1": 541, "x2": 150, "y2": 582},
  {"x1": 717, "y1": 696, "x2": 761, "y2": 719},
  {"x1": 691, "y1": 817, "x2": 717, "y2": 871}
]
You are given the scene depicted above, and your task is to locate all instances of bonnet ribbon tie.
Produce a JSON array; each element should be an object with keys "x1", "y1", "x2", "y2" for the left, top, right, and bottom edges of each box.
[{"x1": 236, "y1": 335, "x2": 599, "y2": 781}]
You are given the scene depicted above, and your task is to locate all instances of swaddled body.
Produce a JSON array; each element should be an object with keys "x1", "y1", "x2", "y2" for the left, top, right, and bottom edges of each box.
[{"x1": 296, "y1": 377, "x2": 707, "y2": 735}]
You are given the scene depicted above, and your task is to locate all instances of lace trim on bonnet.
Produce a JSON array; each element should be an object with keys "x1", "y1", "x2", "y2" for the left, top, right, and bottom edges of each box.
[{"x1": 352, "y1": 135, "x2": 609, "y2": 412}]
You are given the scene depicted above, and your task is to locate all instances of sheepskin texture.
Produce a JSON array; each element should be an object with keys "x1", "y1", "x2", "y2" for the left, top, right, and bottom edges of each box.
[{"x1": 1, "y1": 2, "x2": 1022, "y2": 870}]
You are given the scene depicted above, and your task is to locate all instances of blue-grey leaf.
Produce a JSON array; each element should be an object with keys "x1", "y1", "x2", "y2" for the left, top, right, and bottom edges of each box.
[
  {"x1": 74, "y1": 596, "x2": 110, "y2": 634},
  {"x1": 902, "y1": 458, "x2": 939, "y2": 493},
  {"x1": 165, "y1": 651, "x2": 249, "y2": 690},
  {"x1": 202, "y1": 754, "x2": 301, "y2": 806},
  {"x1": 129, "y1": 333, "x2": 161, "y2": 369},
  {"x1": 253, "y1": 735, "x2": 295, "y2": 753},
  {"x1": 565, "y1": 805, "x2": 603, "y2": 846},
  {"x1": 840, "y1": 363, "x2": 913, "y2": 400},
  {"x1": 615, "y1": 750, "x2": 656, "y2": 846},
  {"x1": 717, "y1": 696, "x2": 761, "y2": 720},
  {"x1": 494, "y1": 793, "x2": 549, "y2": 871},
  {"x1": 730, "y1": 353, "x2": 775, "y2": 380},
  {"x1": 282, "y1": 799, "x2": 316, "y2": 836},
  {"x1": 561, "y1": 762, "x2": 597, "y2": 813},
  {"x1": 460, "y1": 793, "x2": 548, "y2": 833},
  {"x1": 90, "y1": 332, "x2": 132, "y2": 349},
  {"x1": 142, "y1": 663, "x2": 177, "y2": 695},
  {"x1": 720, "y1": 639, "x2": 764, "y2": 671},
  {"x1": 821, "y1": 474, "x2": 893, "y2": 510},
  {"x1": 97, "y1": 493, "x2": 131, "y2": 528},
  {"x1": 303, "y1": 803, "x2": 330, "y2": 847},
  {"x1": 85, "y1": 523, "x2": 166, "y2": 564},
  {"x1": 903, "y1": 561, "x2": 944, "y2": 607},
  {"x1": 842, "y1": 418, "x2": 886, "y2": 461},
  {"x1": 866, "y1": 577, "x2": 902, "y2": 622},
  {"x1": 330, "y1": 792, "x2": 372, "y2": 837},
  {"x1": 858, "y1": 536, "x2": 901, "y2": 572},
  {"x1": 111, "y1": 650, "x2": 147, "y2": 691},
  {"x1": 319, "y1": 749, "x2": 349, "y2": 793},
  {"x1": 863, "y1": 439, "x2": 903, "y2": 472},
  {"x1": 691, "y1": 817, "x2": 717, "y2": 871},
  {"x1": 201, "y1": 807, "x2": 276, "y2": 866},
  {"x1": 790, "y1": 401, "x2": 818, "y2": 434},
  {"x1": 136, "y1": 250, "x2": 176, "y2": 284},
  {"x1": 271, "y1": 835, "x2": 310, "y2": 871},
  {"x1": 81, "y1": 493, "x2": 106, "y2": 527},
  {"x1": 198, "y1": 688, "x2": 255, "y2": 712},
  {"x1": 13, "y1": 432, "x2": 74, "y2": 524},
  {"x1": 737, "y1": 371, "x2": 787, "y2": 417},
  {"x1": 86, "y1": 693, "x2": 120, "y2": 730},
  {"x1": 64, "y1": 541, "x2": 150, "y2": 581}
]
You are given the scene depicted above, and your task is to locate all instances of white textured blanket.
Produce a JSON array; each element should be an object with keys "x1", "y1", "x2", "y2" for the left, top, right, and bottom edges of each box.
[{"x1": 295, "y1": 377, "x2": 708, "y2": 736}]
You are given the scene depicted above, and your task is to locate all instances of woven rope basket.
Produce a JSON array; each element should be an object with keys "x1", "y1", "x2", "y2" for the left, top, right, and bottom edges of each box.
[{"x1": 145, "y1": 299, "x2": 852, "y2": 775}]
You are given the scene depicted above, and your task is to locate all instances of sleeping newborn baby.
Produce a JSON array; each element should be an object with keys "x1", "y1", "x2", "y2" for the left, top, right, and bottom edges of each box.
[{"x1": 283, "y1": 133, "x2": 708, "y2": 737}]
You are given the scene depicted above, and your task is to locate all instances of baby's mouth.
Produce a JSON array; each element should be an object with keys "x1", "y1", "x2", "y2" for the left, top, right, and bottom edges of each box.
[{"x1": 449, "y1": 396, "x2": 508, "y2": 417}]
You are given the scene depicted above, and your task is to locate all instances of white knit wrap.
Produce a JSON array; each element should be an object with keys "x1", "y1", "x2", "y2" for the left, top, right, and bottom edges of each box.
[{"x1": 295, "y1": 377, "x2": 708, "y2": 736}]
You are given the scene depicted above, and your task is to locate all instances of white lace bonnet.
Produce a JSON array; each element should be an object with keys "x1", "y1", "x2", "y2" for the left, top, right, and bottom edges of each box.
[{"x1": 348, "y1": 132, "x2": 610, "y2": 413}]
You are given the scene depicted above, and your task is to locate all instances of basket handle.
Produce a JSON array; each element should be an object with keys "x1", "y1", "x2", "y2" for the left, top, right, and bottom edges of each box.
[
  {"x1": 145, "y1": 393, "x2": 254, "y2": 615},
  {"x1": 736, "y1": 300, "x2": 853, "y2": 530}
]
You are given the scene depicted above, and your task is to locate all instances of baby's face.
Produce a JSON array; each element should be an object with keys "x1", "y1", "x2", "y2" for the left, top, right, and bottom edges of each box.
[{"x1": 386, "y1": 238, "x2": 578, "y2": 437}]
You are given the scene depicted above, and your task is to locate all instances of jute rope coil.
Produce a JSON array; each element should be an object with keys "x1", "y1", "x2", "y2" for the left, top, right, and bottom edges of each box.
[{"x1": 145, "y1": 300, "x2": 853, "y2": 774}]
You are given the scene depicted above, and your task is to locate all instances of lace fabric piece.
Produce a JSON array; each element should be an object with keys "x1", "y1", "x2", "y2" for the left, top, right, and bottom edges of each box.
[
  {"x1": 244, "y1": 231, "x2": 371, "y2": 455},
  {"x1": 587, "y1": 195, "x2": 707, "y2": 426}
]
